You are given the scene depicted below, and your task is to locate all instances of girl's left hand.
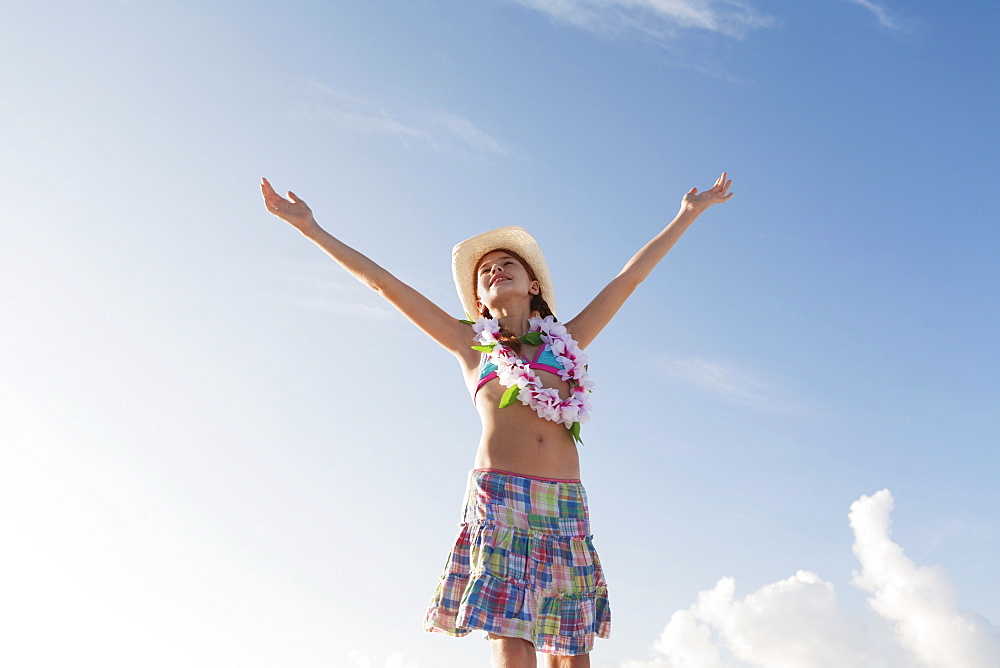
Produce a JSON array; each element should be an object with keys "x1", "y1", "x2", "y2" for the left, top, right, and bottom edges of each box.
[{"x1": 681, "y1": 172, "x2": 734, "y2": 213}]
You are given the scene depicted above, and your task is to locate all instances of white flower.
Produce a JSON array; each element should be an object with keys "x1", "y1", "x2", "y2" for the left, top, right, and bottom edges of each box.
[
  {"x1": 560, "y1": 402, "x2": 580, "y2": 423},
  {"x1": 531, "y1": 389, "x2": 562, "y2": 421},
  {"x1": 550, "y1": 338, "x2": 567, "y2": 357},
  {"x1": 555, "y1": 356, "x2": 574, "y2": 380},
  {"x1": 472, "y1": 317, "x2": 500, "y2": 343}
]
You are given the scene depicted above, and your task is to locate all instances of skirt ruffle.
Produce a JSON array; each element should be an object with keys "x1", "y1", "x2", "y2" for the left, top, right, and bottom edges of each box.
[{"x1": 424, "y1": 470, "x2": 611, "y2": 656}]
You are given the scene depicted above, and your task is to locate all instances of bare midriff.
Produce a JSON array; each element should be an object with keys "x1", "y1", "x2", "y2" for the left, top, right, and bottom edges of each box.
[{"x1": 469, "y1": 362, "x2": 581, "y2": 480}]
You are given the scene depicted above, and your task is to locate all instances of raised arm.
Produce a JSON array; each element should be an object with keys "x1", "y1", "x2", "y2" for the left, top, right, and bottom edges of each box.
[
  {"x1": 260, "y1": 178, "x2": 472, "y2": 357},
  {"x1": 565, "y1": 173, "x2": 734, "y2": 348}
]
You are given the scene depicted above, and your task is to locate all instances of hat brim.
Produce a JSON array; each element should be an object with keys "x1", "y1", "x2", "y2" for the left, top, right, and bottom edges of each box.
[{"x1": 452, "y1": 226, "x2": 556, "y2": 319}]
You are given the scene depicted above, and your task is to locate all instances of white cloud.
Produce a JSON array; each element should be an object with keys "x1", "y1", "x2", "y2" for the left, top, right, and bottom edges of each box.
[
  {"x1": 851, "y1": 490, "x2": 1000, "y2": 668},
  {"x1": 843, "y1": 0, "x2": 904, "y2": 31},
  {"x1": 347, "y1": 650, "x2": 371, "y2": 668},
  {"x1": 664, "y1": 356, "x2": 812, "y2": 415},
  {"x1": 296, "y1": 80, "x2": 509, "y2": 157},
  {"x1": 623, "y1": 490, "x2": 1000, "y2": 668},
  {"x1": 511, "y1": 0, "x2": 777, "y2": 40},
  {"x1": 634, "y1": 572, "x2": 877, "y2": 667}
]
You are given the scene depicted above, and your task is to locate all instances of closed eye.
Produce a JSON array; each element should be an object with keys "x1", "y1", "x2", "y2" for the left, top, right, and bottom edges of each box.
[{"x1": 479, "y1": 258, "x2": 516, "y2": 274}]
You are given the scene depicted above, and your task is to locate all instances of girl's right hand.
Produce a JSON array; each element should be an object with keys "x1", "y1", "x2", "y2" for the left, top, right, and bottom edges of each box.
[
  {"x1": 679, "y1": 172, "x2": 734, "y2": 215},
  {"x1": 260, "y1": 177, "x2": 319, "y2": 234}
]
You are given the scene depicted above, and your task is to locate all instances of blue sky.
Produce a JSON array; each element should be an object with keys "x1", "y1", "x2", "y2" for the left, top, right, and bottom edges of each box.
[{"x1": 1, "y1": 1, "x2": 997, "y2": 666}]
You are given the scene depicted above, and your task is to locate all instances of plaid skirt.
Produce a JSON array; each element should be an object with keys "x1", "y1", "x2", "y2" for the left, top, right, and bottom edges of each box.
[{"x1": 423, "y1": 468, "x2": 611, "y2": 655}]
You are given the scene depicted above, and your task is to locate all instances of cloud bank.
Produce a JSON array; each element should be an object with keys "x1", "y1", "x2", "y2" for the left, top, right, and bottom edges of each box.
[
  {"x1": 623, "y1": 490, "x2": 999, "y2": 668},
  {"x1": 510, "y1": 0, "x2": 777, "y2": 40}
]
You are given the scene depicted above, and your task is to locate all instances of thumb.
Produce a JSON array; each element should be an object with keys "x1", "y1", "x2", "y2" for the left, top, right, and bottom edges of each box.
[{"x1": 287, "y1": 191, "x2": 301, "y2": 203}]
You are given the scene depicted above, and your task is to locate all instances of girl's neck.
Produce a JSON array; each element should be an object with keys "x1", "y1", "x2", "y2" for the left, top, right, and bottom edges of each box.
[{"x1": 487, "y1": 304, "x2": 533, "y2": 337}]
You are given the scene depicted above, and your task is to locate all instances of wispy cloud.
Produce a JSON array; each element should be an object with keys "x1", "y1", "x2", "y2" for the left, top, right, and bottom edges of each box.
[
  {"x1": 510, "y1": 0, "x2": 777, "y2": 40},
  {"x1": 621, "y1": 490, "x2": 1000, "y2": 668},
  {"x1": 295, "y1": 80, "x2": 510, "y2": 157},
  {"x1": 279, "y1": 260, "x2": 397, "y2": 322},
  {"x1": 435, "y1": 111, "x2": 509, "y2": 156},
  {"x1": 844, "y1": 0, "x2": 905, "y2": 31},
  {"x1": 663, "y1": 356, "x2": 813, "y2": 415}
]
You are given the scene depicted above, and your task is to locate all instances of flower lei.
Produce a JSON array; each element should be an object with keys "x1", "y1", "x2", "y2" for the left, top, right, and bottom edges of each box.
[{"x1": 471, "y1": 315, "x2": 594, "y2": 443}]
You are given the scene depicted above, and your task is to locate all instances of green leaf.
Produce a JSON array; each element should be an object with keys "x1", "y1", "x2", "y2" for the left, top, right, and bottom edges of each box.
[
  {"x1": 471, "y1": 344, "x2": 496, "y2": 353},
  {"x1": 498, "y1": 385, "x2": 520, "y2": 408},
  {"x1": 570, "y1": 421, "x2": 582, "y2": 444},
  {"x1": 459, "y1": 319, "x2": 475, "y2": 325},
  {"x1": 520, "y1": 331, "x2": 543, "y2": 346}
]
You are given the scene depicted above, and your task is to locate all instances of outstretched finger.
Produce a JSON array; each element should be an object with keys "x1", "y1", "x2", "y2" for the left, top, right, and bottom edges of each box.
[
  {"x1": 261, "y1": 179, "x2": 283, "y2": 203},
  {"x1": 260, "y1": 179, "x2": 288, "y2": 212}
]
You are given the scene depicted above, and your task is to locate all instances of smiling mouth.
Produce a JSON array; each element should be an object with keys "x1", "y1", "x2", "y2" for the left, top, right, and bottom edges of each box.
[{"x1": 490, "y1": 275, "x2": 510, "y2": 286}]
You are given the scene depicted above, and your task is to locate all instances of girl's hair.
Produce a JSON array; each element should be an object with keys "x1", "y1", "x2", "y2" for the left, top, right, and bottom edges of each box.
[{"x1": 474, "y1": 248, "x2": 556, "y2": 355}]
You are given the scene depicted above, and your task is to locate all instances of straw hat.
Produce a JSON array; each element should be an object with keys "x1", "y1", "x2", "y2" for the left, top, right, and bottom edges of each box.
[{"x1": 452, "y1": 225, "x2": 556, "y2": 318}]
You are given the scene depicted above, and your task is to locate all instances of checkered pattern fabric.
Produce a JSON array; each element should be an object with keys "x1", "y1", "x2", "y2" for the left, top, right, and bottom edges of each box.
[{"x1": 424, "y1": 469, "x2": 611, "y2": 656}]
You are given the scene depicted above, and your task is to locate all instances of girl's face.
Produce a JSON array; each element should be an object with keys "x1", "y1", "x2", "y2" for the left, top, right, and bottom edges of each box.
[{"x1": 475, "y1": 250, "x2": 539, "y2": 313}]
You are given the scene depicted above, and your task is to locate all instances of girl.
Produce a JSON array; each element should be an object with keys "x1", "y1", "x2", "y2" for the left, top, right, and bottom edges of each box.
[{"x1": 261, "y1": 174, "x2": 733, "y2": 667}]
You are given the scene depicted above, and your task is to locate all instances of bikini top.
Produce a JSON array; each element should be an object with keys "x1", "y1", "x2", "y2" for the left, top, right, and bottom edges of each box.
[{"x1": 475, "y1": 342, "x2": 568, "y2": 396}]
